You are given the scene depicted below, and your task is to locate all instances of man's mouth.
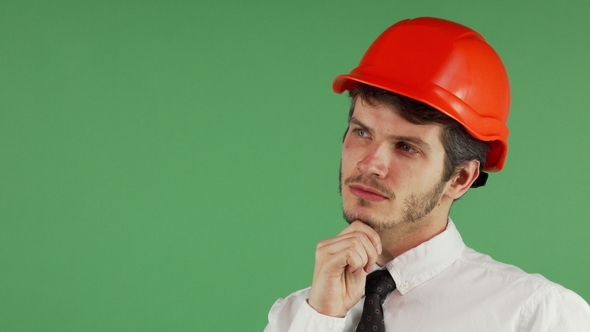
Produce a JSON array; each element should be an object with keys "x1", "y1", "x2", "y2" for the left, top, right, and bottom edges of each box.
[
  {"x1": 349, "y1": 184, "x2": 389, "y2": 201},
  {"x1": 343, "y1": 174, "x2": 394, "y2": 201}
]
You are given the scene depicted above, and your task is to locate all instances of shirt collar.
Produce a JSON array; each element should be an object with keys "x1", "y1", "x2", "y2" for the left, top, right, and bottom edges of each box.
[{"x1": 383, "y1": 218, "x2": 465, "y2": 295}]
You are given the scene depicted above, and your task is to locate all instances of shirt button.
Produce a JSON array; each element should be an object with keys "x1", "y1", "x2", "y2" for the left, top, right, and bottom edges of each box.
[{"x1": 400, "y1": 281, "x2": 409, "y2": 290}]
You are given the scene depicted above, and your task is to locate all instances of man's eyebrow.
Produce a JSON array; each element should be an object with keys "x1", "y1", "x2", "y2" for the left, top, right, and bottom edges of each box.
[
  {"x1": 349, "y1": 117, "x2": 368, "y2": 129},
  {"x1": 349, "y1": 117, "x2": 432, "y2": 151}
]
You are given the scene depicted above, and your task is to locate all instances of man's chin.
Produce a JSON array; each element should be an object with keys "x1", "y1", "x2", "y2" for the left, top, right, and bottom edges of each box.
[
  {"x1": 343, "y1": 208, "x2": 403, "y2": 233},
  {"x1": 343, "y1": 210, "x2": 378, "y2": 228}
]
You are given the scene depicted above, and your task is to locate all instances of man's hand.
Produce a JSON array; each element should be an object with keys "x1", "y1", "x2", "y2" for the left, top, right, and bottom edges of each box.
[{"x1": 307, "y1": 221, "x2": 382, "y2": 317}]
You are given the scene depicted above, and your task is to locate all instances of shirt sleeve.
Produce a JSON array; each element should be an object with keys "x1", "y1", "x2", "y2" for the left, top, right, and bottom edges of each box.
[
  {"x1": 264, "y1": 288, "x2": 346, "y2": 332},
  {"x1": 523, "y1": 286, "x2": 590, "y2": 331}
]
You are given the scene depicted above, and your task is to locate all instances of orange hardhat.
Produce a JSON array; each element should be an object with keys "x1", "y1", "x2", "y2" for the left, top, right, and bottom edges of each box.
[{"x1": 333, "y1": 17, "x2": 510, "y2": 172}]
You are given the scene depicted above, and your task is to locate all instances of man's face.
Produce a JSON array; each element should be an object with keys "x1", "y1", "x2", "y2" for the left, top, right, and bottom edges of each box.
[{"x1": 340, "y1": 97, "x2": 450, "y2": 234}]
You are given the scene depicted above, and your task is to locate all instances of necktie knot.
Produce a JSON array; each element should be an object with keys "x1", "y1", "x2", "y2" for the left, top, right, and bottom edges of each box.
[{"x1": 365, "y1": 269, "x2": 396, "y2": 301}]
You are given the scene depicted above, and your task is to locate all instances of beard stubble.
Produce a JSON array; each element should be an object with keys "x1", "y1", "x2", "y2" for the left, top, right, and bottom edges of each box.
[{"x1": 340, "y1": 170, "x2": 446, "y2": 232}]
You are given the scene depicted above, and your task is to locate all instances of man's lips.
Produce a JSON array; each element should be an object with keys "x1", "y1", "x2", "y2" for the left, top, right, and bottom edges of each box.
[{"x1": 349, "y1": 184, "x2": 389, "y2": 201}]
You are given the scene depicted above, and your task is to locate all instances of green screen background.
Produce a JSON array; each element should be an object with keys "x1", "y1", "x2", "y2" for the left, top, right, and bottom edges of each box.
[{"x1": 1, "y1": 0, "x2": 589, "y2": 330}]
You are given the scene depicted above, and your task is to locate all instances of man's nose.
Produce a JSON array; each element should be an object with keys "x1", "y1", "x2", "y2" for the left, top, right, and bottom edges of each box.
[{"x1": 356, "y1": 143, "x2": 389, "y2": 178}]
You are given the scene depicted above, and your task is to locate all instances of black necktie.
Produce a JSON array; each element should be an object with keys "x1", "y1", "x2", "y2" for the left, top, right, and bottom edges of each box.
[{"x1": 355, "y1": 269, "x2": 396, "y2": 332}]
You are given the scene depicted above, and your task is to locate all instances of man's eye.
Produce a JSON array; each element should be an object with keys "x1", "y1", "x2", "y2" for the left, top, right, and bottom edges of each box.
[
  {"x1": 356, "y1": 129, "x2": 368, "y2": 137},
  {"x1": 399, "y1": 143, "x2": 417, "y2": 153}
]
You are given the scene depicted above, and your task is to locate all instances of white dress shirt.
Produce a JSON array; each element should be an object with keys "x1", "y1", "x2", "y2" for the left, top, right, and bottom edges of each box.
[{"x1": 265, "y1": 220, "x2": 590, "y2": 331}]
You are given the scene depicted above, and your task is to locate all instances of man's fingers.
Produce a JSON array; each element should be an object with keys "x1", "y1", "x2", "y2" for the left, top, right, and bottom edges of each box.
[
  {"x1": 319, "y1": 221, "x2": 382, "y2": 254},
  {"x1": 315, "y1": 231, "x2": 379, "y2": 274},
  {"x1": 337, "y1": 220, "x2": 382, "y2": 254}
]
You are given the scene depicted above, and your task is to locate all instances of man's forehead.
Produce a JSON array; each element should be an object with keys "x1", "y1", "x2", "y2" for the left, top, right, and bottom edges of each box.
[{"x1": 353, "y1": 96, "x2": 412, "y2": 121}]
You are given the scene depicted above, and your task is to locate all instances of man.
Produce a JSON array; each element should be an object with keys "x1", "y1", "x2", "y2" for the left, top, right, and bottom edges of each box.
[{"x1": 265, "y1": 17, "x2": 590, "y2": 331}]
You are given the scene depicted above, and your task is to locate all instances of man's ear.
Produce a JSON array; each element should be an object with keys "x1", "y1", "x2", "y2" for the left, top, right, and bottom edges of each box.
[{"x1": 446, "y1": 160, "x2": 480, "y2": 200}]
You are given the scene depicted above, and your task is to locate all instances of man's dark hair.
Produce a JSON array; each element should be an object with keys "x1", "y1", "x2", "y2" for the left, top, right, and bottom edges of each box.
[{"x1": 347, "y1": 83, "x2": 489, "y2": 182}]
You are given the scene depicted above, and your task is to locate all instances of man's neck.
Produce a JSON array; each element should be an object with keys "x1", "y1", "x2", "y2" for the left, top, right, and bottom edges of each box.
[{"x1": 376, "y1": 212, "x2": 450, "y2": 265}]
